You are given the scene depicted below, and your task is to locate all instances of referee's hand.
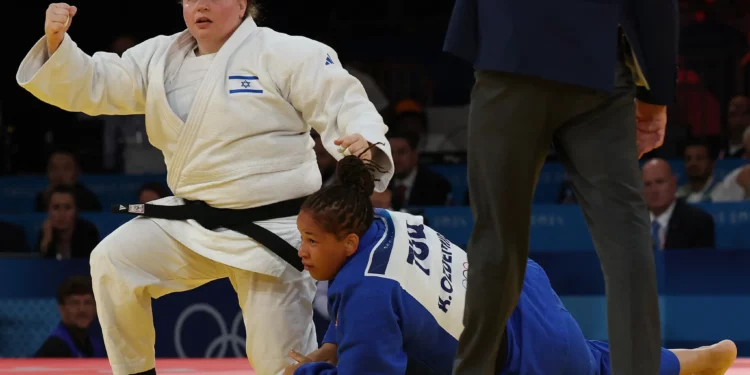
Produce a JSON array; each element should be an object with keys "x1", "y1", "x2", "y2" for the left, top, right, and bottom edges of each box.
[{"x1": 635, "y1": 99, "x2": 667, "y2": 159}]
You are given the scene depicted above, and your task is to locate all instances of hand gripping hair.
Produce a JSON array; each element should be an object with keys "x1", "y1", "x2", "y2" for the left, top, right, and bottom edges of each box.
[{"x1": 301, "y1": 143, "x2": 386, "y2": 238}]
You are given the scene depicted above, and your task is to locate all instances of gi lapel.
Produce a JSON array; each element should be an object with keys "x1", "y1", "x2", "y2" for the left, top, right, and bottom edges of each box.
[
  {"x1": 158, "y1": 34, "x2": 194, "y2": 128},
  {"x1": 166, "y1": 18, "x2": 260, "y2": 190}
]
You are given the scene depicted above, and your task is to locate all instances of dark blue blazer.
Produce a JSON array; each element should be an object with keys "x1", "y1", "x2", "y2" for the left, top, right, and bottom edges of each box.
[{"x1": 443, "y1": 0, "x2": 678, "y2": 105}]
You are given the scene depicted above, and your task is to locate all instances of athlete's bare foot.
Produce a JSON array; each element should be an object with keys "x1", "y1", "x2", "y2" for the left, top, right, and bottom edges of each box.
[
  {"x1": 673, "y1": 340, "x2": 737, "y2": 375},
  {"x1": 699, "y1": 340, "x2": 737, "y2": 375}
]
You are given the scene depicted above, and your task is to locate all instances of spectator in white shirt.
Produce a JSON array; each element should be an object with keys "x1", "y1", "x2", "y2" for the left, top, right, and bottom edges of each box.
[{"x1": 712, "y1": 127, "x2": 750, "y2": 201}]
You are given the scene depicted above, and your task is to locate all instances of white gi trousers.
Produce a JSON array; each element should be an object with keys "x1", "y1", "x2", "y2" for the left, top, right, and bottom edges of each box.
[{"x1": 89, "y1": 217, "x2": 317, "y2": 375}]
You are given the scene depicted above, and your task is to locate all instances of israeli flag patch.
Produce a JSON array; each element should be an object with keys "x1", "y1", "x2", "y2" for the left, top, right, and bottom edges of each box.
[{"x1": 228, "y1": 75, "x2": 263, "y2": 94}]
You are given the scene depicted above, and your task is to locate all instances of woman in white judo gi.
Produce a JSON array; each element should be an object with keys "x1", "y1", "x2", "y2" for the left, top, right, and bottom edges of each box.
[{"x1": 16, "y1": 2, "x2": 394, "y2": 375}]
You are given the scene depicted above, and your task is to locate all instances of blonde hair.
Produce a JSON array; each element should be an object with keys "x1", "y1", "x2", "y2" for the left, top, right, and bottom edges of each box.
[{"x1": 244, "y1": 0, "x2": 259, "y2": 19}]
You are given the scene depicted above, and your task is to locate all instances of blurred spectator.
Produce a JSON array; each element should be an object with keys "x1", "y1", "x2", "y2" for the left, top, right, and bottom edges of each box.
[
  {"x1": 34, "y1": 151, "x2": 101, "y2": 212},
  {"x1": 311, "y1": 130, "x2": 337, "y2": 187},
  {"x1": 388, "y1": 99, "x2": 458, "y2": 152},
  {"x1": 712, "y1": 127, "x2": 750, "y2": 201},
  {"x1": 676, "y1": 139, "x2": 719, "y2": 202},
  {"x1": 37, "y1": 185, "x2": 100, "y2": 260},
  {"x1": 387, "y1": 129, "x2": 452, "y2": 209},
  {"x1": 0, "y1": 221, "x2": 29, "y2": 252},
  {"x1": 35, "y1": 276, "x2": 106, "y2": 358},
  {"x1": 642, "y1": 159, "x2": 715, "y2": 250},
  {"x1": 137, "y1": 182, "x2": 171, "y2": 204},
  {"x1": 724, "y1": 95, "x2": 750, "y2": 158}
]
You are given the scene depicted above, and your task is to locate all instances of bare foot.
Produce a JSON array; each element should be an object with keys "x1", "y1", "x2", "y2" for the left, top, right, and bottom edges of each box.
[{"x1": 700, "y1": 340, "x2": 737, "y2": 375}]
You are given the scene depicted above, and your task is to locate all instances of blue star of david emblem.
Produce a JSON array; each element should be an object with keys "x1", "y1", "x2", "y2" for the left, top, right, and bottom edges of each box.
[{"x1": 241, "y1": 80, "x2": 251, "y2": 88}]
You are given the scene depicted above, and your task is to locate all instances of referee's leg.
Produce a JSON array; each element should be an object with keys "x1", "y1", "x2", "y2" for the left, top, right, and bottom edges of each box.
[
  {"x1": 452, "y1": 70, "x2": 555, "y2": 375},
  {"x1": 553, "y1": 85, "x2": 661, "y2": 375}
]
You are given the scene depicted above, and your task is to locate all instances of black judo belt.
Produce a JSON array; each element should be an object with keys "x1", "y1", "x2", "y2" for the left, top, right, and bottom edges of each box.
[{"x1": 111, "y1": 198, "x2": 307, "y2": 272}]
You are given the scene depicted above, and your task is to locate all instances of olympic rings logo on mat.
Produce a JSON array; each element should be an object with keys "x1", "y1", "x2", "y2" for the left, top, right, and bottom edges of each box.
[
  {"x1": 174, "y1": 303, "x2": 245, "y2": 358},
  {"x1": 462, "y1": 262, "x2": 468, "y2": 289}
]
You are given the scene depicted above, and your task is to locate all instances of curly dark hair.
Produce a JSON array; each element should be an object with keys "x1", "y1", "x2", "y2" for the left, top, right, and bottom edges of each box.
[{"x1": 301, "y1": 144, "x2": 385, "y2": 238}]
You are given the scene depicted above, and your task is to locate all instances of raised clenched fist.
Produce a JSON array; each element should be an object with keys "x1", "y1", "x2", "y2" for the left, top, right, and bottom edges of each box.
[{"x1": 45, "y1": 3, "x2": 77, "y2": 54}]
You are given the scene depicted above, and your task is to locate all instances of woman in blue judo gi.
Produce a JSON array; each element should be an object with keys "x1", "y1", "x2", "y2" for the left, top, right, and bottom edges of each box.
[{"x1": 285, "y1": 154, "x2": 737, "y2": 375}]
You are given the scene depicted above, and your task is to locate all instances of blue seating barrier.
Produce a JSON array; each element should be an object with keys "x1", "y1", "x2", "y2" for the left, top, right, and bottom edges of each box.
[
  {"x1": 0, "y1": 252, "x2": 747, "y2": 358},
  {"x1": 423, "y1": 201, "x2": 750, "y2": 250}
]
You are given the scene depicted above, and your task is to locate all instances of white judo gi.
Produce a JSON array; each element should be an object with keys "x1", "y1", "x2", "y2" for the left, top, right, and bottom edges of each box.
[{"x1": 16, "y1": 18, "x2": 393, "y2": 375}]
